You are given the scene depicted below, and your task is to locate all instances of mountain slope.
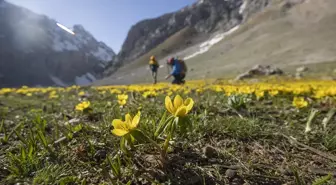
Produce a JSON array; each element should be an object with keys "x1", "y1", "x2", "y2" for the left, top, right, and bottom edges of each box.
[
  {"x1": 0, "y1": 0, "x2": 115, "y2": 87},
  {"x1": 96, "y1": 0, "x2": 336, "y2": 85},
  {"x1": 116, "y1": 0, "x2": 249, "y2": 64}
]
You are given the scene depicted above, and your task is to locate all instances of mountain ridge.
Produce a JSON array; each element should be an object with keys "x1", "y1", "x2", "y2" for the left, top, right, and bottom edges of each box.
[{"x1": 0, "y1": 0, "x2": 115, "y2": 87}]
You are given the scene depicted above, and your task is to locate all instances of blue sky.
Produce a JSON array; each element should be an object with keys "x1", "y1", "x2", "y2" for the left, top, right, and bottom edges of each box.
[{"x1": 7, "y1": 0, "x2": 196, "y2": 52}]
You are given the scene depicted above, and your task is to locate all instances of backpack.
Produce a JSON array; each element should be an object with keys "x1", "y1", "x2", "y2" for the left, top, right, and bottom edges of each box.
[{"x1": 179, "y1": 60, "x2": 187, "y2": 73}]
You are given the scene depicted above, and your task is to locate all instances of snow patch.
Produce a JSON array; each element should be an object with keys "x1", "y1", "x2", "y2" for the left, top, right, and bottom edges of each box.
[
  {"x1": 197, "y1": 0, "x2": 205, "y2": 5},
  {"x1": 50, "y1": 75, "x2": 68, "y2": 87},
  {"x1": 91, "y1": 47, "x2": 113, "y2": 62},
  {"x1": 86, "y1": 73, "x2": 96, "y2": 81},
  {"x1": 75, "y1": 73, "x2": 96, "y2": 86},
  {"x1": 239, "y1": 0, "x2": 248, "y2": 14},
  {"x1": 184, "y1": 25, "x2": 240, "y2": 60},
  {"x1": 99, "y1": 63, "x2": 106, "y2": 68}
]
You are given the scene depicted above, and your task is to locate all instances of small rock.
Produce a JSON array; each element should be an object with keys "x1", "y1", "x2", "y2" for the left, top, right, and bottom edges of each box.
[
  {"x1": 144, "y1": 154, "x2": 159, "y2": 165},
  {"x1": 188, "y1": 175, "x2": 202, "y2": 185},
  {"x1": 225, "y1": 169, "x2": 237, "y2": 179},
  {"x1": 202, "y1": 145, "x2": 218, "y2": 158},
  {"x1": 247, "y1": 78, "x2": 260, "y2": 83},
  {"x1": 68, "y1": 118, "x2": 80, "y2": 124},
  {"x1": 94, "y1": 150, "x2": 107, "y2": 162},
  {"x1": 280, "y1": 168, "x2": 293, "y2": 176},
  {"x1": 295, "y1": 72, "x2": 302, "y2": 79},
  {"x1": 321, "y1": 76, "x2": 336, "y2": 80},
  {"x1": 234, "y1": 65, "x2": 283, "y2": 81},
  {"x1": 296, "y1": 66, "x2": 308, "y2": 73}
]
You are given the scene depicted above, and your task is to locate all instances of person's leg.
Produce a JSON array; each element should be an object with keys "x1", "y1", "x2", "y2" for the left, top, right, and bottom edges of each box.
[
  {"x1": 150, "y1": 65, "x2": 156, "y2": 83},
  {"x1": 153, "y1": 70, "x2": 157, "y2": 84},
  {"x1": 175, "y1": 74, "x2": 183, "y2": 84},
  {"x1": 180, "y1": 74, "x2": 186, "y2": 84},
  {"x1": 172, "y1": 75, "x2": 179, "y2": 84}
]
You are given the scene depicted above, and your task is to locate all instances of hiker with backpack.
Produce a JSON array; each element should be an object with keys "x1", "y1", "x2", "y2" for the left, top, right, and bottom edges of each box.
[
  {"x1": 149, "y1": 55, "x2": 159, "y2": 84},
  {"x1": 165, "y1": 57, "x2": 187, "y2": 85}
]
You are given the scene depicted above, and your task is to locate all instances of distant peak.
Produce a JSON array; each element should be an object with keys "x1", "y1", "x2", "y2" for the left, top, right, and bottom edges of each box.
[{"x1": 73, "y1": 24, "x2": 85, "y2": 31}]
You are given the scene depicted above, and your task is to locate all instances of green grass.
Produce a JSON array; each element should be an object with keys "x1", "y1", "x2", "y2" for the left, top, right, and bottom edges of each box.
[{"x1": 1, "y1": 86, "x2": 336, "y2": 184}]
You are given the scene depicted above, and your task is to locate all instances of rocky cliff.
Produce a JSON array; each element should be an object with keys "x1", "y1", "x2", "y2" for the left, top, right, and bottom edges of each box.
[
  {"x1": 0, "y1": 0, "x2": 115, "y2": 87},
  {"x1": 116, "y1": 0, "x2": 271, "y2": 65}
]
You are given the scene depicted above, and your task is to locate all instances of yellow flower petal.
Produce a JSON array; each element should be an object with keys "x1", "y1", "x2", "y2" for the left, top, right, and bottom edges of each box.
[
  {"x1": 112, "y1": 119, "x2": 126, "y2": 130},
  {"x1": 173, "y1": 95, "x2": 183, "y2": 109},
  {"x1": 125, "y1": 113, "x2": 132, "y2": 128},
  {"x1": 165, "y1": 96, "x2": 175, "y2": 114},
  {"x1": 130, "y1": 112, "x2": 141, "y2": 129},
  {"x1": 175, "y1": 106, "x2": 187, "y2": 117},
  {"x1": 112, "y1": 129, "x2": 129, "y2": 136},
  {"x1": 184, "y1": 98, "x2": 194, "y2": 113}
]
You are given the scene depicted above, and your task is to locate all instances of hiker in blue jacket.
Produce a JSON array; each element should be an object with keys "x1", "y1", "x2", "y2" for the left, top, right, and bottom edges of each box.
[{"x1": 165, "y1": 57, "x2": 187, "y2": 85}]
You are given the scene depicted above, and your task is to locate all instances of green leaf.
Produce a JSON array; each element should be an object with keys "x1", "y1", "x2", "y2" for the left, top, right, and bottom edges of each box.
[
  {"x1": 5, "y1": 123, "x2": 23, "y2": 143},
  {"x1": 322, "y1": 108, "x2": 336, "y2": 130},
  {"x1": 0, "y1": 120, "x2": 3, "y2": 133},
  {"x1": 305, "y1": 108, "x2": 319, "y2": 133},
  {"x1": 28, "y1": 142, "x2": 34, "y2": 161},
  {"x1": 162, "y1": 122, "x2": 174, "y2": 155},
  {"x1": 66, "y1": 132, "x2": 73, "y2": 140},
  {"x1": 108, "y1": 155, "x2": 120, "y2": 177},
  {"x1": 178, "y1": 117, "x2": 192, "y2": 135},
  {"x1": 312, "y1": 173, "x2": 332, "y2": 185},
  {"x1": 14, "y1": 130, "x2": 27, "y2": 146},
  {"x1": 130, "y1": 129, "x2": 149, "y2": 143},
  {"x1": 154, "y1": 112, "x2": 173, "y2": 138},
  {"x1": 72, "y1": 124, "x2": 83, "y2": 132},
  {"x1": 20, "y1": 146, "x2": 26, "y2": 162},
  {"x1": 120, "y1": 137, "x2": 128, "y2": 154},
  {"x1": 37, "y1": 130, "x2": 48, "y2": 148},
  {"x1": 81, "y1": 179, "x2": 87, "y2": 185}
]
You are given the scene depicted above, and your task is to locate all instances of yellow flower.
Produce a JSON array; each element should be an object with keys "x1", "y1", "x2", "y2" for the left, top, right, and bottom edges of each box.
[
  {"x1": 167, "y1": 91, "x2": 173, "y2": 96},
  {"x1": 255, "y1": 90, "x2": 264, "y2": 99},
  {"x1": 117, "y1": 94, "x2": 128, "y2": 106},
  {"x1": 269, "y1": 90, "x2": 279, "y2": 97},
  {"x1": 49, "y1": 91, "x2": 58, "y2": 99},
  {"x1": 49, "y1": 94, "x2": 59, "y2": 99},
  {"x1": 142, "y1": 91, "x2": 157, "y2": 98},
  {"x1": 78, "y1": 91, "x2": 85, "y2": 96},
  {"x1": 110, "y1": 89, "x2": 122, "y2": 94},
  {"x1": 26, "y1": 93, "x2": 32, "y2": 97},
  {"x1": 76, "y1": 101, "x2": 90, "y2": 111},
  {"x1": 165, "y1": 95, "x2": 194, "y2": 117},
  {"x1": 292, "y1": 97, "x2": 308, "y2": 109},
  {"x1": 112, "y1": 112, "x2": 140, "y2": 136},
  {"x1": 196, "y1": 88, "x2": 203, "y2": 94},
  {"x1": 314, "y1": 90, "x2": 325, "y2": 99}
]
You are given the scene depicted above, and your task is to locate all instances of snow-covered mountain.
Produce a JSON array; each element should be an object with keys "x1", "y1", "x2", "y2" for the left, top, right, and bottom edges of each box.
[{"x1": 0, "y1": 0, "x2": 115, "y2": 87}]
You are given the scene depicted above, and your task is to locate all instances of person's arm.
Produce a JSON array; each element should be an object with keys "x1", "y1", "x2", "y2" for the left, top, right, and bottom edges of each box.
[
  {"x1": 165, "y1": 74, "x2": 172, "y2": 79},
  {"x1": 166, "y1": 65, "x2": 176, "y2": 79}
]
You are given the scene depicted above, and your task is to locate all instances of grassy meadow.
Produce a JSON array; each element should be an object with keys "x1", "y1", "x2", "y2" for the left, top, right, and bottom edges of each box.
[{"x1": 0, "y1": 79, "x2": 336, "y2": 185}]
